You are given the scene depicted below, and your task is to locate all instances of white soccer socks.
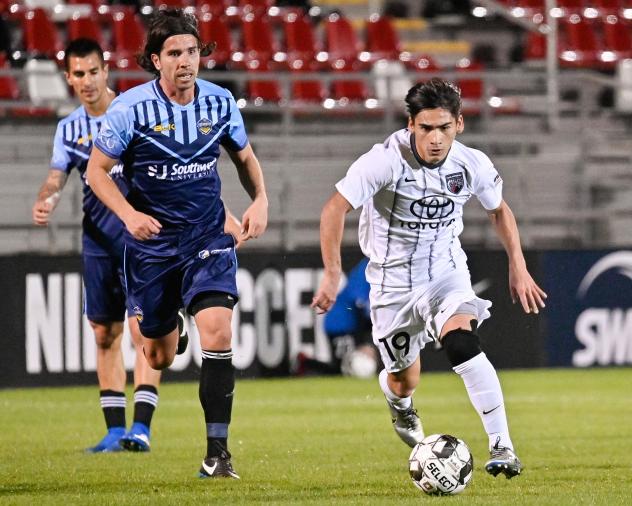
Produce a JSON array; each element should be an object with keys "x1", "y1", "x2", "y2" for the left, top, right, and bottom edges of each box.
[{"x1": 453, "y1": 352, "x2": 514, "y2": 450}]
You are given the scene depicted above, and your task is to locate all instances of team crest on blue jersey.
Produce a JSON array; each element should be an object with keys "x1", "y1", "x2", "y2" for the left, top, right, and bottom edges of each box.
[
  {"x1": 197, "y1": 117, "x2": 212, "y2": 135},
  {"x1": 133, "y1": 306, "x2": 144, "y2": 323},
  {"x1": 446, "y1": 172, "x2": 464, "y2": 194}
]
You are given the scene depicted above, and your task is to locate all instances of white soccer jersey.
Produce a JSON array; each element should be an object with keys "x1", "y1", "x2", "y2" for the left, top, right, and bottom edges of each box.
[{"x1": 336, "y1": 129, "x2": 503, "y2": 291}]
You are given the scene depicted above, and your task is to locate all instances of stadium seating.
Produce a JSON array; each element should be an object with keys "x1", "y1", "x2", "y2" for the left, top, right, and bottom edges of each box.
[
  {"x1": 365, "y1": 15, "x2": 401, "y2": 62},
  {"x1": 282, "y1": 11, "x2": 326, "y2": 101},
  {"x1": 559, "y1": 16, "x2": 603, "y2": 68},
  {"x1": 602, "y1": 16, "x2": 632, "y2": 60},
  {"x1": 25, "y1": 58, "x2": 68, "y2": 104},
  {"x1": 154, "y1": 0, "x2": 194, "y2": 10},
  {"x1": 241, "y1": 12, "x2": 283, "y2": 68},
  {"x1": 238, "y1": 0, "x2": 273, "y2": 16},
  {"x1": 0, "y1": 52, "x2": 19, "y2": 101},
  {"x1": 593, "y1": 0, "x2": 625, "y2": 17},
  {"x1": 323, "y1": 13, "x2": 370, "y2": 101},
  {"x1": 198, "y1": 12, "x2": 236, "y2": 69},
  {"x1": 115, "y1": 56, "x2": 146, "y2": 92},
  {"x1": 22, "y1": 8, "x2": 64, "y2": 62},
  {"x1": 111, "y1": 7, "x2": 146, "y2": 59},
  {"x1": 456, "y1": 58, "x2": 485, "y2": 114},
  {"x1": 196, "y1": 0, "x2": 231, "y2": 16},
  {"x1": 67, "y1": 16, "x2": 108, "y2": 54},
  {"x1": 245, "y1": 59, "x2": 282, "y2": 102}
]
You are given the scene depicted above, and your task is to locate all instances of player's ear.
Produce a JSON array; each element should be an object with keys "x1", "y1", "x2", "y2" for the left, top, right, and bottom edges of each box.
[
  {"x1": 151, "y1": 53, "x2": 161, "y2": 72},
  {"x1": 64, "y1": 71, "x2": 71, "y2": 86},
  {"x1": 456, "y1": 114, "x2": 464, "y2": 134},
  {"x1": 407, "y1": 116, "x2": 414, "y2": 132}
]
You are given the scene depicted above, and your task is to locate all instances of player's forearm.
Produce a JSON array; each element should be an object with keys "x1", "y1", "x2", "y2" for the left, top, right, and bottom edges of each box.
[
  {"x1": 489, "y1": 202, "x2": 526, "y2": 268},
  {"x1": 36, "y1": 171, "x2": 67, "y2": 202},
  {"x1": 87, "y1": 156, "x2": 135, "y2": 223},
  {"x1": 319, "y1": 197, "x2": 347, "y2": 277}
]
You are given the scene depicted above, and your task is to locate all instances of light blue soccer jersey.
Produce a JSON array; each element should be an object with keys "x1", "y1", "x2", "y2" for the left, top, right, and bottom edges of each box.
[
  {"x1": 51, "y1": 105, "x2": 128, "y2": 256},
  {"x1": 94, "y1": 79, "x2": 248, "y2": 255}
]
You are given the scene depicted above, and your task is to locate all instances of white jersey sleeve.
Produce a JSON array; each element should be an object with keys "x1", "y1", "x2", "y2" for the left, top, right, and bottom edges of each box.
[
  {"x1": 471, "y1": 151, "x2": 503, "y2": 210},
  {"x1": 335, "y1": 145, "x2": 393, "y2": 209}
]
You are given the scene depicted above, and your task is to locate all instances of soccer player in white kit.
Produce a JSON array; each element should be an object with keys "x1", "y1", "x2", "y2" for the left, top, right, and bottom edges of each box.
[{"x1": 312, "y1": 78, "x2": 546, "y2": 479}]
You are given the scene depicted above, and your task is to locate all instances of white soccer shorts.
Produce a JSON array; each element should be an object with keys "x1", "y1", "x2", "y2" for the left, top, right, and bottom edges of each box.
[{"x1": 369, "y1": 272, "x2": 491, "y2": 373}]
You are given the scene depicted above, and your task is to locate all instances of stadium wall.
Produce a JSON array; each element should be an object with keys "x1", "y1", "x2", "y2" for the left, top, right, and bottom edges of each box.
[{"x1": 1, "y1": 249, "x2": 630, "y2": 388}]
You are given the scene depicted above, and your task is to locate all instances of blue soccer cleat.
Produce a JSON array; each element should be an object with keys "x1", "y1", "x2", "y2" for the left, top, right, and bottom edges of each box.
[
  {"x1": 85, "y1": 427, "x2": 125, "y2": 453},
  {"x1": 119, "y1": 422, "x2": 151, "y2": 452}
]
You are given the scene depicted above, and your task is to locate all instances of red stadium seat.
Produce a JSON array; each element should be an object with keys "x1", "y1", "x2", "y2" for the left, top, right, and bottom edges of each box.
[
  {"x1": 67, "y1": 17, "x2": 107, "y2": 53},
  {"x1": 283, "y1": 12, "x2": 326, "y2": 100},
  {"x1": 22, "y1": 8, "x2": 64, "y2": 61},
  {"x1": 241, "y1": 12, "x2": 283, "y2": 67},
  {"x1": 365, "y1": 15, "x2": 401, "y2": 62},
  {"x1": 198, "y1": 12, "x2": 236, "y2": 69},
  {"x1": 154, "y1": 0, "x2": 194, "y2": 10},
  {"x1": 593, "y1": 0, "x2": 624, "y2": 17},
  {"x1": 602, "y1": 16, "x2": 632, "y2": 59},
  {"x1": 238, "y1": 0, "x2": 273, "y2": 15},
  {"x1": 111, "y1": 7, "x2": 146, "y2": 59},
  {"x1": 115, "y1": 56, "x2": 148, "y2": 92},
  {"x1": 324, "y1": 13, "x2": 367, "y2": 69},
  {"x1": 324, "y1": 13, "x2": 369, "y2": 101},
  {"x1": 245, "y1": 59, "x2": 282, "y2": 102},
  {"x1": 456, "y1": 58, "x2": 484, "y2": 115},
  {"x1": 0, "y1": 52, "x2": 19, "y2": 100},
  {"x1": 559, "y1": 16, "x2": 603, "y2": 68},
  {"x1": 524, "y1": 30, "x2": 547, "y2": 61},
  {"x1": 283, "y1": 10, "x2": 321, "y2": 67},
  {"x1": 282, "y1": 10, "x2": 326, "y2": 101},
  {"x1": 196, "y1": 0, "x2": 231, "y2": 16},
  {"x1": 511, "y1": 0, "x2": 545, "y2": 19},
  {"x1": 555, "y1": 0, "x2": 585, "y2": 16}
]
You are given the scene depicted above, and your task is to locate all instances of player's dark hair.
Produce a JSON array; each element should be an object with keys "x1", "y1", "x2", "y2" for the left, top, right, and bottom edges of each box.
[
  {"x1": 137, "y1": 8, "x2": 215, "y2": 76},
  {"x1": 405, "y1": 77, "x2": 462, "y2": 119},
  {"x1": 64, "y1": 38, "x2": 105, "y2": 71}
]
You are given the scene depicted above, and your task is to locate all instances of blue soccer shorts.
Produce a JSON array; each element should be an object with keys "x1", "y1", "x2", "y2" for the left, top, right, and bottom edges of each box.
[
  {"x1": 82, "y1": 252, "x2": 131, "y2": 324},
  {"x1": 124, "y1": 233, "x2": 238, "y2": 338}
]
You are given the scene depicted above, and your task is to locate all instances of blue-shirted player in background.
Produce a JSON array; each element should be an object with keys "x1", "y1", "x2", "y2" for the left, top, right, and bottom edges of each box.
[
  {"x1": 87, "y1": 10, "x2": 268, "y2": 478},
  {"x1": 31, "y1": 38, "x2": 182, "y2": 453}
]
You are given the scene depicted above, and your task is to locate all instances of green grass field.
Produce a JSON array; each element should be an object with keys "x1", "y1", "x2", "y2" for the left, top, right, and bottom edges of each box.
[{"x1": 1, "y1": 368, "x2": 631, "y2": 505}]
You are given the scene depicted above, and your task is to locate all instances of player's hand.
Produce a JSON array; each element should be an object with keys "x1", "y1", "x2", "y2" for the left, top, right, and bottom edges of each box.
[
  {"x1": 311, "y1": 271, "x2": 340, "y2": 314},
  {"x1": 241, "y1": 197, "x2": 268, "y2": 241},
  {"x1": 509, "y1": 264, "x2": 547, "y2": 314},
  {"x1": 123, "y1": 210, "x2": 162, "y2": 241},
  {"x1": 32, "y1": 200, "x2": 53, "y2": 226}
]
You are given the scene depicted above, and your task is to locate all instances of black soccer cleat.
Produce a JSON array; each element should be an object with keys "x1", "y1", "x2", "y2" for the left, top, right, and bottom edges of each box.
[
  {"x1": 485, "y1": 438, "x2": 522, "y2": 479},
  {"x1": 176, "y1": 309, "x2": 189, "y2": 355},
  {"x1": 198, "y1": 444, "x2": 240, "y2": 479}
]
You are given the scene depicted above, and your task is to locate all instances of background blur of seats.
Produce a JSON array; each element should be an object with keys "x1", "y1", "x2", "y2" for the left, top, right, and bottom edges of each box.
[{"x1": 0, "y1": 0, "x2": 631, "y2": 253}]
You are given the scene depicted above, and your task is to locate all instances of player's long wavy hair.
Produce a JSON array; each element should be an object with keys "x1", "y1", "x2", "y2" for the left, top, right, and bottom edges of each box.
[
  {"x1": 137, "y1": 8, "x2": 215, "y2": 76},
  {"x1": 405, "y1": 78, "x2": 462, "y2": 119}
]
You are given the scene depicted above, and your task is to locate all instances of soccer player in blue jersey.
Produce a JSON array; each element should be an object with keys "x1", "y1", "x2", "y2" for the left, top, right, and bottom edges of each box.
[
  {"x1": 86, "y1": 10, "x2": 268, "y2": 479},
  {"x1": 32, "y1": 38, "x2": 170, "y2": 453}
]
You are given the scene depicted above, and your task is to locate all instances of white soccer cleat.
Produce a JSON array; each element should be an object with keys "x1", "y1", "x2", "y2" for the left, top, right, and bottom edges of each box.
[{"x1": 387, "y1": 400, "x2": 424, "y2": 448}]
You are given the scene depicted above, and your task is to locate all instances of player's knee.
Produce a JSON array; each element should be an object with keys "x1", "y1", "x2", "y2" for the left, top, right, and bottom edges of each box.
[
  {"x1": 91, "y1": 322, "x2": 121, "y2": 350},
  {"x1": 441, "y1": 329, "x2": 482, "y2": 367},
  {"x1": 143, "y1": 347, "x2": 174, "y2": 370}
]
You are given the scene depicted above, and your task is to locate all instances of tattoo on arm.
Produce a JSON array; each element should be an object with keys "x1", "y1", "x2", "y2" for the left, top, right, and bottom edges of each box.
[{"x1": 37, "y1": 170, "x2": 68, "y2": 201}]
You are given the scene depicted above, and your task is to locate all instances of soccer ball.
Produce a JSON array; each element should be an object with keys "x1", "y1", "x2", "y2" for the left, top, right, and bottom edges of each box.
[{"x1": 408, "y1": 434, "x2": 474, "y2": 495}]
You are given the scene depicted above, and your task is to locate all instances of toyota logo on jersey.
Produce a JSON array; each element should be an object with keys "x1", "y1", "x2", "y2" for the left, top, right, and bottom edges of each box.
[{"x1": 410, "y1": 195, "x2": 455, "y2": 220}]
